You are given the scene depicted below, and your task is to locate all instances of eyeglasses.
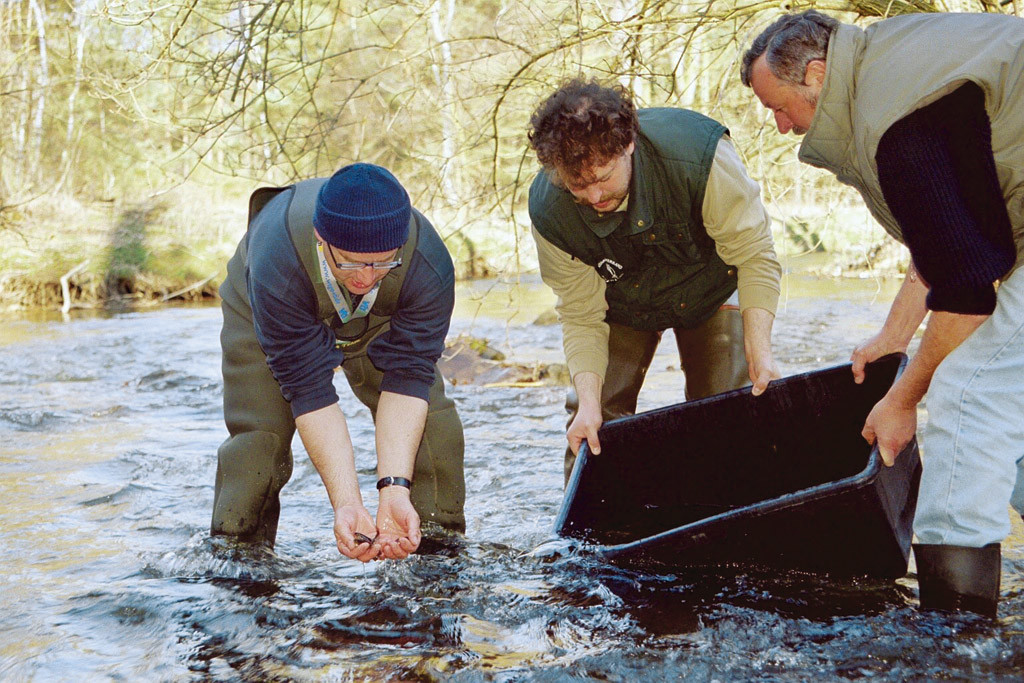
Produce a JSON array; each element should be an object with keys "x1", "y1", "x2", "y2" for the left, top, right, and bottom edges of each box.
[{"x1": 321, "y1": 241, "x2": 402, "y2": 271}]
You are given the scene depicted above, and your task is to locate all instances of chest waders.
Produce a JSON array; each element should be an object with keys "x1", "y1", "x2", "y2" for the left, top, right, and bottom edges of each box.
[{"x1": 212, "y1": 181, "x2": 465, "y2": 546}]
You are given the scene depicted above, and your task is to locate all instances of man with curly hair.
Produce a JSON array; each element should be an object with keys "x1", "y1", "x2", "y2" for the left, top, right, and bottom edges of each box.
[{"x1": 527, "y1": 80, "x2": 782, "y2": 482}]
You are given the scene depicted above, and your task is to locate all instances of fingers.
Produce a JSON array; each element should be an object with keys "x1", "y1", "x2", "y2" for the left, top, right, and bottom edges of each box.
[
  {"x1": 334, "y1": 505, "x2": 381, "y2": 562},
  {"x1": 370, "y1": 501, "x2": 421, "y2": 560},
  {"x1": 569, "y1": 428, "x2": 601, "y2": 455},
  {"x1": 336, "y1": 501, "x2": 422, "y2": 562},
  {"x1": 378, "y1": 535, "x2": 418, "y2": 560},
  {"x1": 339, "y1": 532, "x2": 416, "y2": 562},
  {"x1": 336, "y1": 535, "x2": 379, "y2": 562},
  {"x1": 374, "y1": 527, "x2": 419, "y2": 560},
  {"x1": 861, "y1": 422, "x2": 875, "y2": 446},
  {"x1": 750, "y1": 367, "x2": 771, "y2": 397},
  {"x1": 335, "y1": 525, "x2": 362, "y2": 558},
  {"x1": 861, "y1": 422, "x2": 896, "y2": 467},
  {"x1": 568, "y1": 407, "x2": 603, "y2": 456},
  {"x1": 851, "y1": 354, "x2": 866, "y2": 385},
  {"x1": 336, "y1": 527, "x2": 356, "y2": 551},
  {"x1": 748, "y1": 357, "x2": 781, "y2": 398},
  {"x1": 380, "y1": 516, "x2": 421, "y2": 560}
]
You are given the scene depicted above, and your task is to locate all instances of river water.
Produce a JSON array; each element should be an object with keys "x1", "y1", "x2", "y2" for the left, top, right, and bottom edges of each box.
[{"x1": 1, "y1": 273, "x2": 1022, "y2": 681}]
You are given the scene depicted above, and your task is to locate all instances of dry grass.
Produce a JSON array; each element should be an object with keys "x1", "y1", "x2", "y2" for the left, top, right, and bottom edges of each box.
[{"x1": 0, "y1": 185, "x2": 247, "y2": 311}]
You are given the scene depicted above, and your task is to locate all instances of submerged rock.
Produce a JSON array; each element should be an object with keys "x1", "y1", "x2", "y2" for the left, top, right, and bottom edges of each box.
[{"x1": 439, "y1": 335, "x2": 569, "y2": 387}]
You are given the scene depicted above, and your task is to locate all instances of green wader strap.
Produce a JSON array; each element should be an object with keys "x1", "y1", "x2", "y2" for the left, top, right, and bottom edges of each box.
[{"x1": 282, "y1": 178, "x2": 419, "y2": 355}]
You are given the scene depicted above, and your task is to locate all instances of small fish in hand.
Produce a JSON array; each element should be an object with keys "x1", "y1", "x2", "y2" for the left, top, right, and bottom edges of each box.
[{"x1": 353, "y1": 532, "x2": 377, "y2": 546}]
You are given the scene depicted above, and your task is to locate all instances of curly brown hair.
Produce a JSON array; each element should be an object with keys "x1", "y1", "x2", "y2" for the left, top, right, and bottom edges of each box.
[{"x1": 527, "y1": 79, "x2": 639, "y2": 182}]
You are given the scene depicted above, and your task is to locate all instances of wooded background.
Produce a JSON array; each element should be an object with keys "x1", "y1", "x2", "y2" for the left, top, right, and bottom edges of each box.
[{"x1": 1, "y1": 0, "x2": 1019, "y2": 305}]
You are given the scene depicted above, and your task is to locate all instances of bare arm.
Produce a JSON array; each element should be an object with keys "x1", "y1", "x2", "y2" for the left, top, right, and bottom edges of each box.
[
  {"x1": 373, "y1": 391, "x2": 427, "y2": 559},
  {"x1": 862, "y1": 310, "x2": 988, "y2": 465},
  {"x1": 567, "y1": 370, "x2": 603, "y2": 456},
  {"x1": 851, "y1": 262, "x2": 929, "y2": 383},
  {"x1": 296, "y1": 404, "x2": 378, "y2": 561},
  {"x1": 742, "y1": 307, "x2": 780, "y2": 396}
]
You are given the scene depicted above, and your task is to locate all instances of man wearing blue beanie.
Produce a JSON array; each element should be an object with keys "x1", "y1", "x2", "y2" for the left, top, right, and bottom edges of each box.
[{"x1": 213, "y1": 162, "x2": 465, "y2": 561}]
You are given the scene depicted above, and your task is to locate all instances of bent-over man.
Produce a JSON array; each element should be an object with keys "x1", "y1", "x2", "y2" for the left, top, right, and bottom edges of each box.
[
  {"x1": 527, "y1": 80, "x2": 783, "y2": 482},
  {"x1": 743, "y1": 9, "x2": 1024, "y2": 616},
  {"x1": 213, "y1": 163, "x2": 465, "y2": 562}
]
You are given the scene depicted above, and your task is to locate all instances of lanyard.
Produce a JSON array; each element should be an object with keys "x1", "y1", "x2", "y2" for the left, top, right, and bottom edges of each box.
[{"x1": 315, "y1": 241, "x2": 380, "y2": 323}]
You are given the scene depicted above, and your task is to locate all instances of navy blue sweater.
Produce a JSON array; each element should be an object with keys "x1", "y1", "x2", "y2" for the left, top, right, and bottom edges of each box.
[
  {"x1": 876, "y1": 82, "x2": 1016, "y2": 315},
  {"x1": 245, "y1": 192, "x2": 455, "y2": 417}
]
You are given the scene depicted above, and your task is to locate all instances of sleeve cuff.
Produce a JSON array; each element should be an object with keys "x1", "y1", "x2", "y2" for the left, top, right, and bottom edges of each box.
[
  {"x1": 290, "y1": 388, "x2": 340, "y2": 419},
  {"x1": 737, "y1": 283, "x2": 780, "y2": 316},
  {"x1": 926, "y1": 285, "x2": 997, "y2": 315},
  {"x1": 567, "y1": 353, "x2": 608, "y2": 384},
  {"x1": 380, "y1": 371, "x2": 432, "y2": 402}
]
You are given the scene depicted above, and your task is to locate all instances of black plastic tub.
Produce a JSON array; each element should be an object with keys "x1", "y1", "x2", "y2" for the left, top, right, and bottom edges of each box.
[{"x1": 554, "y1": 353, "x2": 921, "y2": 578}]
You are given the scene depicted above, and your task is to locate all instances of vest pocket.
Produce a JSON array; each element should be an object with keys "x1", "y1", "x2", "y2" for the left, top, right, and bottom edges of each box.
[{"x1": 631, "y1": 222, "x2": 705, "y2": 264}]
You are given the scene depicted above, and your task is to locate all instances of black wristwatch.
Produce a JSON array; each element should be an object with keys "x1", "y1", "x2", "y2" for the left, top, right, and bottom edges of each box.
[{"x1": 376, "y1": 476, "x2": 413, "y2": 491}]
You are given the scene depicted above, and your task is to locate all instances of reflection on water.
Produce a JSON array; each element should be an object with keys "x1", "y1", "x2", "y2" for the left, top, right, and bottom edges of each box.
[{"x1": 1, "y1": 273, "x2": 1022, "y2": 680}]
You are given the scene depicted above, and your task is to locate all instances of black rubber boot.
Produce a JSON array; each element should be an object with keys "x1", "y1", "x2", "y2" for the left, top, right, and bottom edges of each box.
[{"x1": 913, "y1": 543, "x2": 1001, "y2": 618}]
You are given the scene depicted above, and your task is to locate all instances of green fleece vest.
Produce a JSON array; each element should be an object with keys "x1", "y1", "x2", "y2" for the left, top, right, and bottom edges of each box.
[
  {"x1": 799, "y1": 14, "x2": 1024, "y2": 269},
  {"x1": 529, "y1": 108, "x2": 737, "y2": 331},
  {"x1": 247, "y1": 179, "x2": 418, "y2": 357}
]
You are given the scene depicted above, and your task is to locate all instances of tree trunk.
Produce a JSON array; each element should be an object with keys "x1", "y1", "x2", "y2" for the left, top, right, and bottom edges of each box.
[
  {"x1": 428, "y1": 0, "x2": 461, "y2": 208},
  {"x1": 28, "y1": 0, "x2": 48, "y2": 185},
  {"x1": 59, "y1": 0, "x2": 89, "y2": 191}
]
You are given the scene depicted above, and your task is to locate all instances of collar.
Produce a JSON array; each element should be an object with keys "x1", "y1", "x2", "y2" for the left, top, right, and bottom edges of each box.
[
  {"x1": 797, "y1": 23, "x2": 865, "y2": 176},
  {"x1": 314, "y1": 240, "x2": 381, "y2": 323}
]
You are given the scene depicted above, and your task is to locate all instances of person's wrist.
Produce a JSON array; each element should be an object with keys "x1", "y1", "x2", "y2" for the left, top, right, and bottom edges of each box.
[
  {"x1": 878, "y1": 327, "x2": 909, "y2": 350},
  {"x1": 884, "y1": 382, "x2": 920, "y2": 411},
  {"x1": 378, "y1": 485, "x2": 412, "y2": 502},
  {"x1": 336, "y1": 494, "x2": 364, "y2": 509},
  {"x1": 335, "y1": 499, "x2": 364, "y2": 516}
]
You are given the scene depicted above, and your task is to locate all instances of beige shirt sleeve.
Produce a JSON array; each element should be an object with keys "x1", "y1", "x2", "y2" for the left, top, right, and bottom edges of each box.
[
  {"x1": 703, "y1": 136, "x2": 782, "y2": 315},
  {"x1": 531, "y1": 226, "x2": 610, "y2": 382}
]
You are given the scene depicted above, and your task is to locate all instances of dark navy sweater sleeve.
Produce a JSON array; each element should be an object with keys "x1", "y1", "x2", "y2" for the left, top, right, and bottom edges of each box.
[
  {"x1": 367, "y1": 216, "x2": 455, "y2": 401},
  {"x1": 246, "y1": 191, "x2": 344, "y2": 418},
  {"x1": 875, "y1": 82, "x2": 1016, "y2": 315}
]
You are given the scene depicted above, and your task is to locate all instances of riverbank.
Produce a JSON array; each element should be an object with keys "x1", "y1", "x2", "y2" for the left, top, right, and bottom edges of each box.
[
  {"x1": 1, "y1": 185, "x2": 506, "y2": 311},
  {"x1": 0, "y1": 186, "x2": 243, "y2": 311},
  {"x1": 0, "y1": 187, "x2": 908, "y2": 312}
]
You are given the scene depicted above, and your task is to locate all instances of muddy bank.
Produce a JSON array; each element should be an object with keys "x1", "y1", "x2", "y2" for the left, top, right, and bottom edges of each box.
[
  {"x1": 0, "y1": 188, "x2": 239, "y2": 312},
  {"x1": 1, "y1": 190, "x2": 906, "y2": 313},
  {"x1": 0, "y1": 271, "x2": 219, "y2": 311},
  {"x1": 439, "y1": 335, "x2": 570, "y2": 387},
  {"x1": 1, "y1": 252, "x2": 907, "y2": 313}
]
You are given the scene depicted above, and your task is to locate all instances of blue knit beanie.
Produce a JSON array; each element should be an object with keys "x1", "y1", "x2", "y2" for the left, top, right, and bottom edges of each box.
[{"x1": 313, "y1": 163, "x2": 411, "y2": 252}]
